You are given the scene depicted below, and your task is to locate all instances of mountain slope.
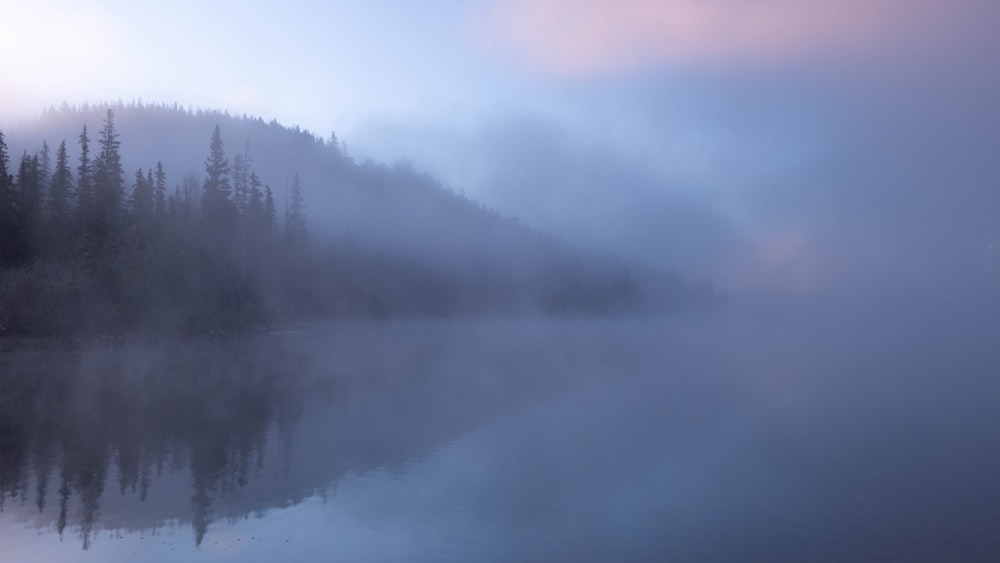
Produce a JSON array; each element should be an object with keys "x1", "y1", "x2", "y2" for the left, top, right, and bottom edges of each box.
[{"x1": 0, "y1": 102, "x2": 717, "y2": 335}]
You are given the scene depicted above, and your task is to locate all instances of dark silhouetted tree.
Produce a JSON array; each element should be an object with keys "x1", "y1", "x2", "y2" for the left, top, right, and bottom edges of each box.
[
  {"x1": 130, "y1": 167, "x2": 153, "y2": 234},
  {"x1": 202, "y1": 125, "x2": 232, "y2": 219},
  {"x1": 15, "y1": 152, "x2": 43, "y2": 261},
  {"x1": 47, "y1": 140, "x2": 74, "y2": 248},
  {"x1": 75, "y1": 125, "x2": 92, "y2": 230},
  {"x1": 0, "y1": 131, "x2": 17, "y2": 267},
  {"x1": 0, "y1": 131, "x2": 10, "y2": 185},
  {"x1": 92, "y1": 109, "x2": 125, "y2": 240}
]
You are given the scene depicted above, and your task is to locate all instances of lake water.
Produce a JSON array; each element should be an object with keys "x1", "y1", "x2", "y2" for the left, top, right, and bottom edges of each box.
[{"x1": 2, "y1": 303, "x2": 1000, "y2": 562}]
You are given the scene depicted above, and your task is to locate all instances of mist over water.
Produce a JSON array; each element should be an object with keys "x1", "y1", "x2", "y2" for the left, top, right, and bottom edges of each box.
[{"x1": 3, "y1": 299, "x2": 999, "y2": 562}]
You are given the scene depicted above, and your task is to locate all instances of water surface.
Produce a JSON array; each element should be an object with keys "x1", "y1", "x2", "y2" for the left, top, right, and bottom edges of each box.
[{"x1": 2, "y1": 306, "x2": 1000, "y2": 562}]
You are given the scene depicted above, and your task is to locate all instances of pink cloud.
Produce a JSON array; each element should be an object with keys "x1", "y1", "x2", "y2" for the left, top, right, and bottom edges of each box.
[{"x1": 480, "y1": 0, "x2": 988, "y2": 75}]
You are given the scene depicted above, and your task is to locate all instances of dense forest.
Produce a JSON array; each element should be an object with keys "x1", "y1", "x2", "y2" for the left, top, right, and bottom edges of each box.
[{"x1": 0, "y1": 103, "x2": 717, "y2": 336}]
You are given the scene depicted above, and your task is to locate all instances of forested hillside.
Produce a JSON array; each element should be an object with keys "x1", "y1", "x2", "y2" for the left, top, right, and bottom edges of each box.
[{"x1": 0, "y1": 103, "x2": 716, "y2": 336}]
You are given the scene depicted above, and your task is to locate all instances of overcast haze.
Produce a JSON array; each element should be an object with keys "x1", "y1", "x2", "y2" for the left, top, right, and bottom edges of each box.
[{"x1": 3, "y1": 0, "x2": 999, "y2": 296}]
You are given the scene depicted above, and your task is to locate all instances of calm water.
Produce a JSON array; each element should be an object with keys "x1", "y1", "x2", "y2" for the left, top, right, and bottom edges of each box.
[{"x1": 2, "y1": 304, "x2": 1000, "y2": 562}]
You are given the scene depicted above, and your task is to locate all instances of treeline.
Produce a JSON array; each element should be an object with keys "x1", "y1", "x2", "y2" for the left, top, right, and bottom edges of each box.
[
  {"x1": 0, "y1": 110, "x2": 308, "y2": 335},
  {"x1": 1, "y1": 105, "x2": 717, "y2": 336}
]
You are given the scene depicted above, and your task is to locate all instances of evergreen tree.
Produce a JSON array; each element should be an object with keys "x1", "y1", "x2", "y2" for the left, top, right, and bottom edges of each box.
[
  {"x1": 15, "y1": 152, "x2": 43, "y2": 261},
  {"x1": 38, "y1": 140, "x2": 51, "y2": 193},
  {"x1": 76, "y1": 125, "x2": 92, "y2": 229},
  {"x1": 130, "y1": 167, "x2": 153, "y2": 231},
  {"x1": 47, "y1": 140, "x2": 74, "y2": 244},
  {"x1": 247, "y1": 172, "x2": 263, "y2": 218},
  {"x1": 246, "y1": 171, "x2": 266, "y2": 241},
  {"x1": 232, "y1": 151, "x2": 249, "y2": 215},
  {"x1": 0, "y1": 131, "x2": 10, "y2": 186},
  {"x1": 284, "y1": 173, "x2": 306, "y2": 248},
  {"x1": 202, "y1": 125, "x2": 232, "y2": 216},
  {"x1": 92, "y1": 109, "x2": 125, "y2": 239},
  {"x1": 0, "y1": 131, "x2": 18, "y2": 267},
  {"x1": 153, "y1": 162, "x2": 166, "y2": 218}
]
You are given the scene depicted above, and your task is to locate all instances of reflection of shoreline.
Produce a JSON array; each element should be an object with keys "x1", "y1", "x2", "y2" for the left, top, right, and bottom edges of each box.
[{"x1": 0, "y1": 321, "x2": 572, "y2": 550}]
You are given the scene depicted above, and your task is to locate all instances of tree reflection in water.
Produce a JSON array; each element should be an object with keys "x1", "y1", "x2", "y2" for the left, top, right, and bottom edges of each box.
[
  {"x1": 0, "y1": 321, "x2": 580, "y2": 552},
  {"x1": 0, "y1": 337, "x2": 303, "y2": 549}
]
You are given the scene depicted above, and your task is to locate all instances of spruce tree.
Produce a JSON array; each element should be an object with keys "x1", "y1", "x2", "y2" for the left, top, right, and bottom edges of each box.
[
  {"x1": 48, "y1": 140, "x2": 74, "y2": 245},
  {"x1": 202, "y1": 125, "x2": 231, "y2": 217},
  {"x1": 38, "y1": 140, "x2": 51, "y2": 193},
  {"x1": 76, "y1": 125, "x2": 92, "y2": 229},
  {"x1": 92, "y1": 109, "x2": 124, "y2": 239}
]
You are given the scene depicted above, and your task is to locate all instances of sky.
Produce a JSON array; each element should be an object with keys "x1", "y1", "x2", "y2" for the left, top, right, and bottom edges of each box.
[{"x1": 2, "y1": 0, "x2": 999, "y2": 297}]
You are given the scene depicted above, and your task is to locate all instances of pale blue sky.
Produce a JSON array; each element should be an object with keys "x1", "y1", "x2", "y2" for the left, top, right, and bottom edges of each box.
[{"x1": 1, "y1": 0, "x2": 505, "y2": 130}]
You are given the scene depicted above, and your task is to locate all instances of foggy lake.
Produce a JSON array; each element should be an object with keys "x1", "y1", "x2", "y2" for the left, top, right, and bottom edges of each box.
[
  {"x1": 5, "y1": 0, "x2": 1000, "y2": 561},
  {"x1": 3, "y1": 302, "x2": 999, "y2": 563}
]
